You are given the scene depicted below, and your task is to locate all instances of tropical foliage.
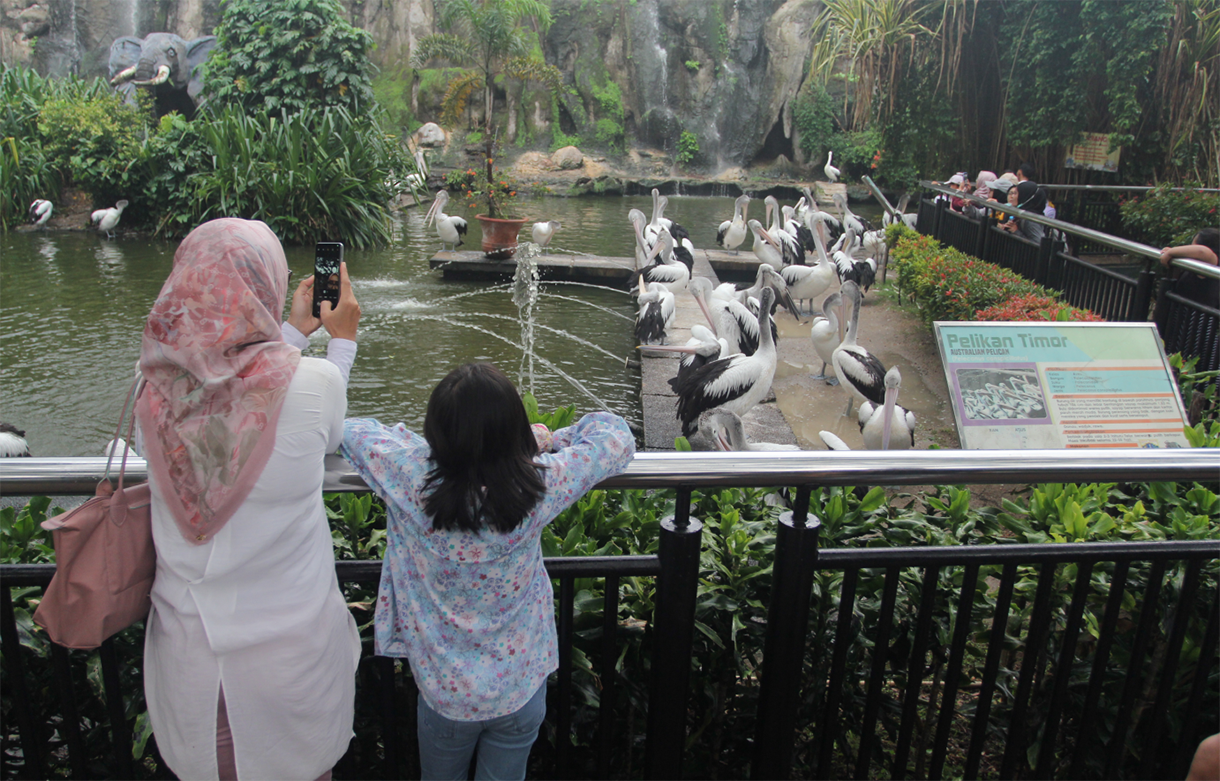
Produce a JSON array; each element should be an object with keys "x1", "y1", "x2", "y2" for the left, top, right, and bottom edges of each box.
[
  {"x1": 413, "y1": 0, "x2": 563, "y2": 134},
  {"x1": 1118, "y1": 184, "x2": 1220, "y2": 248},
  {"x1": 202, "y1": 0, "x2": 375, "y2": 116}
]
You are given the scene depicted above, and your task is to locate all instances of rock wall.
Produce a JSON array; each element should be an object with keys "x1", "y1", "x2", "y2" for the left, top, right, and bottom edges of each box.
[{"x1": 2, "y1": 0, "x2": 819, "y2": 170}]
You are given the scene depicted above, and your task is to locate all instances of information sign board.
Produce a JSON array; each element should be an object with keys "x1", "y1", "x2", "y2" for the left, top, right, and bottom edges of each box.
[
  {"x1": 934, "y1": 322, "x2": 1189, "y2": 449},
  {"x1": 1064, "y1": 132, "x2": 1121, "y2": 172}
]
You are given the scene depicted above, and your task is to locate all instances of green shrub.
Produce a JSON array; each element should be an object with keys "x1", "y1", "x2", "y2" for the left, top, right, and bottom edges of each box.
[
  {"x1": 975, "y1": 292, "x2": 1105, "y2": 322},
  {"x1": 203, "y1": 0, "x2": 375, "y2": 117},
  {"x1": 676, "y1": 130, "x2": 700, "y2": 167},
  {"x1": 1118, "y1": 184, "x2": 1220, "y2": 247},
  {"x1": 36, "y1": 91, "x2": 143, "y2": 205}
]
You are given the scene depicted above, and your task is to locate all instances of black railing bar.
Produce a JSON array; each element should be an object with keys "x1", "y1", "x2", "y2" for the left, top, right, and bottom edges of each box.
[
  {"x1": 50, "y1": 643, "x2": 90, "y2": 778},
  {"x1": 597, "y1": 575, "x2": 620, "y2": 780},
  {"x1": 1177, "y1": 589, "x2": 1220, "y2": 780},
  {"x1": 1139, "y1": 557, "x2": 1205, "y2": 780},
  {"x1": 964, "y1": 560, "x2": 1018, "y2": 779},
  {"x1": 1039, "y1": 184, "x2": 1220, "y2": 193},
  {"x1": 1061, "y1": 252, "x2": 1141, "y2": 286},
  {"x1": 893, "y1": 565, "x2": 940, "y2": 779},
  {"x1": 854, "y1": 566, "x2": 901, "y2": 780},
  {"x1": 1036, "y1": 560, "x2": 1096, "y2": 778},
  {"x1": 374, "y1": 656, "x2": 401, "y2": 780},
  {"x1": 1104, "y1": 558, "x2": 1168, "y2": 779},
  {"x1": 929, "y1": 562, "x2": 980, "y2": 779},
  {"x1": 816, "y1": 567, "x2": 859, "y2": 780},
  {"x1": 815, "y1": 539, "x2": 1219, "y2": 567},
  {"x1": 999, "y1": 561, "x2": 1058, "y2": 779},
  {"x1": 555, "y1": 575, "x2": 575, "y2": 777},
  {"x1": 1, "y1": 555, "x2": 665, "y2": 589},
  {"x1": 98, "y1": 638, "x2": 136, "y2": 780},
  {"x1": 1, "y1": 586, "x2": 46, "y2": 779},
  {"x1": 6, "y1": 448, "x2": 1219, "y2": 496},
  {"x1": 1069, "y1": 560, "x2": 1131, "y2": 779}
]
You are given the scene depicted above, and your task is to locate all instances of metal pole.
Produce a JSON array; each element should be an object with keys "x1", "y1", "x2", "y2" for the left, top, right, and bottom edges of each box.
[
  {"x1": 753, "y1": 486, "x2": 821, "y2": 779},
  {"x1": 644, "y1": 510, "x2": 703, "y2": 780}
]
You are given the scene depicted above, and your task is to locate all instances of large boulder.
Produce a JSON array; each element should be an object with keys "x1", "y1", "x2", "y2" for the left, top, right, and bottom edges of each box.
[
  {"x1": 414, "y1": 122, "x2": 446, "y2": 148},
  {"x1": 552, "y1": 146, "x2": 584, "y2": 170}
]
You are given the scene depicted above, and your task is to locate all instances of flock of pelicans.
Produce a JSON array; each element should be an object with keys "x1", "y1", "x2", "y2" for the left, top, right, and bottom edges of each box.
[
  {"x1": 421, "y1": 184, "x2": 921, "y2": 453},
  {"x1": 28, "y1": 198, "x2": 129, "y2": 238}
]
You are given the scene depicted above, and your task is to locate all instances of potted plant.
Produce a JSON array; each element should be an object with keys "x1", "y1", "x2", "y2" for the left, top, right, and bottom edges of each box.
[{"x1": 445, "y1": 135, "x2": 528, "y2": 259}]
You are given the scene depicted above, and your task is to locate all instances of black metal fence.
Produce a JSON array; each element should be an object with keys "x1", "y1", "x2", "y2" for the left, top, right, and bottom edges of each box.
[
  {"x1": 914, "y1": 192, "x2": 1218, "y2": 373},
  {"x1": 3, "y1": 450, "x2": 1218, "y2": 780}
]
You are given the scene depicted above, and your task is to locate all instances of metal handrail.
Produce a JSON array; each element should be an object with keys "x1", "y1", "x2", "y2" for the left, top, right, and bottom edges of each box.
[
  {"x1": 3, "y1": 448, "x2": 1218, "y2": 496},
  {"x1": 920, "y1": 181, "x2": 1220, "y2": 281}
]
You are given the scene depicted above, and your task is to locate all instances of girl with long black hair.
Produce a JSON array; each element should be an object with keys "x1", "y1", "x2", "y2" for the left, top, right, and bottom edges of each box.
[{"x1": 341, "y1": 363, "x2": 635, "y2": 780}]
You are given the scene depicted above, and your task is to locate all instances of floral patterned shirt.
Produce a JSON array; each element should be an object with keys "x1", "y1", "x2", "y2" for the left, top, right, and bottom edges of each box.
[{"x1": 341, "y1": 412, "x2": 635, "y2": 721}]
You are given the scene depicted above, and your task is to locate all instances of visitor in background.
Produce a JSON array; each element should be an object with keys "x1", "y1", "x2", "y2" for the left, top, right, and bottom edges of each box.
[
  {"x1": 965, "y1": 171, "x2": 997, "y2": 219},
  {"x1": 997, "y1": 183, "x2": 1023, "y2": 234},
  {"x1": 1013, "y1": 164, "x2": 1047, "y2": 243},
  {"x1": 341, "y1": 363, "x2": 636, "y2": 781},
  {"x1": 1160, "y1": 227, "x2": 1220, "y2": 308},
  {"x1": 138, "y1": 218, "x2": 362, "y2": 781}
]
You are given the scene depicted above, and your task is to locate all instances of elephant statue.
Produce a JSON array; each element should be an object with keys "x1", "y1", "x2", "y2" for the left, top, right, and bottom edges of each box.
[{"x1": 109, "y1": 33, "x2": 217, "y2": 119}]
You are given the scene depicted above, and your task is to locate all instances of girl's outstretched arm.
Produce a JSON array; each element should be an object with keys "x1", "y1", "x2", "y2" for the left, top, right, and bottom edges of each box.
[{"x1": 529, "y1": 412, "x2": 636, "y2": 530}]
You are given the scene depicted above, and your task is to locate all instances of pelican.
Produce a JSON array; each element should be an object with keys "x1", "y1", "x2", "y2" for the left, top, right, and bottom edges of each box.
[
  {"x1": 781, "y1": 247, "x2": 836, "y2": 315},
  {"x1": 748, "y1": 219, "x2": 784, "y2": 270},
  {"x1": 638, "y1": 230, "x2": 690, "y2": 293},
  {"x1": 833, "y1": 192, "x2": 871, "y2": 237},
  {"x1": 90, "y1": 199, "x2": 128, "y2": 239},
  {"x1": 810, "y1": 292, "x2": 844, "y2": 385},
  {"x1": 629, "y1": 208, "x2": 652, "y2": 269},
  {"x1": 635, "y1": 274, "x2": 675, "y2": 345},
  {"x1": 645, "y1": 325, "x2": 729, "y2": 391},
  {"x1": 818, "y1": 431, "x2": 851, "y2": 451},
  {"x1": 838, "y1": 254, "x2": 877, "y2": 293},
  {"x1": 0, "y1": 423, "x2": 31, "y2": 457},
  {"x1": 689, "y1": 409, "x2": 800, "y2": 452},
  {"x1": 858, "y1": 366, "x2": 916, "y2": 450},
  {"x1": 657, "y1": 196, "x2": 695, "y2": 269},
  {"x1": 532, "y1": 220, "x2": 561, "y2": 253},
  {"x1": 425, "y1": 190, "x2": 467, "y2": 251},
  {"x1": 832, "y1": 281, "x2": 886, "y2": 417},
  {"x1": 763, "y1": 196, "x2": 802, "y2": 265},
  {"x1": 405, "y1": 149, "x2": 429, "y2": 191},
  {"x1": 674, "y1": 287, "x2": 778, "y2": 437},
  {"x1": 862, "y1": 229, "x2": 887, "y2": 272},
  {"x1": 824, "y1": 151, "x2": 840, "y2": 183},
  {"x1": 783, "y1": 203, "x2": 816, "y2": 256},
  {"x1": 649, "y1": 189, "x2": 692, "y2": 247},
  {"x1": 716, "y1": 194, "x2": 750, "y2": 254},
  {"x1": 28, "y1": 199, "x2": 52, "y2": 229}
]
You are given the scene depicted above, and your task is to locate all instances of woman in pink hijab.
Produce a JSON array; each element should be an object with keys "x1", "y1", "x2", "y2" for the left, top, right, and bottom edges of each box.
[{"x1": 137, "y1": 218, "x2": 361, "y2": 780}]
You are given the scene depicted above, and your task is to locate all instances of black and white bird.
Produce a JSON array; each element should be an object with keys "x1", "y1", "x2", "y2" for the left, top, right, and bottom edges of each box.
[
  {"x1": 674, "y1": 287, "x2": 778, "y2": 437},
  {"x1": 858, "y1": 366, "x2": 916, "y2": 450},
  {"x1": 833, "y1": 192, "x2": 871, "y2": 237},
  {"x1": 90, "y1": 200, "x2": 128, "y2": 239},
  {"x1": 689, "y1": 409, "x2": 800, "y2": 452},
  {"x1": 781, "y1": 246, "x2": 836, "y2": 316},
  {"x1": 810, "y1": 292, "x2": 843, "y2": 385},
  {"x1": 656, "y1": 196, "x2": 695, "y2": 270},
  {"x1": 832, "y1": 281, "x2": 887, "y2": 417},
  {"x1": 0, "y1": 423, "x2": 31, "y2": 457},
  {"x1": 783, "y1": 203, "x2": 816, "y2": 257},
  {"x1": 716, "y1": 194, "x2": 750, "y2": 254},
  {"x1": 824, "y1": 151, "x2": 840, "y2": 183},
  {"x1": 748, "y1": 218, "x2": 784, "y2": 270},
  {"x1": 531, "y1": 220, "x2": 561, "y2": 253},
  {"x1": 425, "y1": 190, "x2": 467, "y2": 250},
  {"x1": 638, "y1": 230, "x2": 690, "y2": 294},
  {"x1": 28, "y1": 199, "x2": 53, "y2": 229},
  {"x1": 646, "y1": 325, "x2": 729, "y2": 391},
  {"x1": 635, "y1": 274, "x2": 675, "y2": 345},
  {"x1": 763, "y1": 196, "x2": 802, "y2": 265},
  {"x1": 883, "y1": 193, "x2": 918, "y2": 230}
]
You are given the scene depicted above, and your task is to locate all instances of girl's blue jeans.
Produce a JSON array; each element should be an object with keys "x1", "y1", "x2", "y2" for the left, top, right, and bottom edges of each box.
[{"x1": 417, "y1": 682, "x2": 547, "y2": 780}]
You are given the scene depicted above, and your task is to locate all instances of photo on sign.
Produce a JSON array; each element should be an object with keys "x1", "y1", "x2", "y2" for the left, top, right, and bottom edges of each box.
[{"x1": 955, "y1": 367, "x2": 1047, "y2": 421}]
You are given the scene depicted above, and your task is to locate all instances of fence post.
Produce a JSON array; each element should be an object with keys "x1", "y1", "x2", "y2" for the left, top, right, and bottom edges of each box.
[
  {"x1": 1130, "y1": 260, "x2": 1157, "y2": 322},
  {"x1": 645, "y1": 488, "x2": 703, "y2": 780},
  {"x1": 753, "y1": 487, "x2": 821, "y2": 779},
  {"x1": 932, "y1": 197, "x2": 946, "y2": 242},
  {"x1": 1035, "y1": 235, "x2": 1056, "y2": 287}
]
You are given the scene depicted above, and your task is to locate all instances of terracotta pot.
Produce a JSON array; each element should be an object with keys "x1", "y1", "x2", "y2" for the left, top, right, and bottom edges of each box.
[{"x1": 476, "y1": 215, "x2": 528, "y2": 260}]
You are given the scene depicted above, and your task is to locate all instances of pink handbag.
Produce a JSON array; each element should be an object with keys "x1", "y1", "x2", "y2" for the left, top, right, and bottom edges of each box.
[{"x1": 33, "y1": 376, "x2": 155, "y2": 650}]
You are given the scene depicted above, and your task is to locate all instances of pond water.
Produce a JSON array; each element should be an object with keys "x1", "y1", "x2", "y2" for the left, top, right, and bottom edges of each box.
[{"x1": 3, "y1": 194, "x2": 884, "y2": 457}]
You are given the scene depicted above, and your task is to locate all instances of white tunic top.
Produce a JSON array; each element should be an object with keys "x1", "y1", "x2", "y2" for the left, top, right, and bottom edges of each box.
[{"x1": 143, "y1": 356, "x2": 361, "y2": 780}]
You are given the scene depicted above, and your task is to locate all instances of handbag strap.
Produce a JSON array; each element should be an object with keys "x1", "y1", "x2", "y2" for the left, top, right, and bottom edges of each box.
[{"x1": 102, "y1": 373, "x2": 145, "y2": 492}]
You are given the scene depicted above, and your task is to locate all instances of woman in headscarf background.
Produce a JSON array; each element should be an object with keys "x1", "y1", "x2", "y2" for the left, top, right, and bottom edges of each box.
[
  {"x1": 137, "y1": 218, "x2": 362, "y2": 780},
  {"x1": 964, "y1": 171, "x2": 997, "y2": 219}
]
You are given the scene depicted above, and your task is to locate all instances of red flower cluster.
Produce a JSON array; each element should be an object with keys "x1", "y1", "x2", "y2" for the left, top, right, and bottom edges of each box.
[{"x1": 975, "y1": 294, "x2": 1104, "y2": 322}]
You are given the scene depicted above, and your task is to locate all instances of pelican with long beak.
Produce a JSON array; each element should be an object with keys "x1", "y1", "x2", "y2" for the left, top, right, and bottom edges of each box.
[
  {"x1": 638, "y1": 230, "x2": 690, "y2": 294},
  {"x1": 831, "y1": 281, "x2": 887, "y2": 417},
  {"x1": 716, "y1": 194, "x2": 750, "y2": 254},
  {"x1": 857, "y1": 366, "x2": 916, "y2": 450},
  {"x1": 810, "y1": 292, "x2": 844, "y2": 385},
  {"x1": 425, "y1": 190, "x2": 467, "y2": 251},
  {"x1": 748, "y1": 219, "x2": 783, "y2": 270}
]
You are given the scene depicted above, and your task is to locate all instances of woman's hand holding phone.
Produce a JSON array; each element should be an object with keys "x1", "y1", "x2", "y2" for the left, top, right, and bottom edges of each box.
[
  {"x1": 287, "y1": 276, "x2": 323, "y2": 336},
  {"x1": 320, "y1": 261, "x2": 360, "y2": 341}
]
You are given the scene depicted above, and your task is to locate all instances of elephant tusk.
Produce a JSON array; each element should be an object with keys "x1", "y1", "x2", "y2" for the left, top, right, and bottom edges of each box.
[
  {"x1": 133, "y1": 65, "x2": 171, "y2": 86},
  {"x1": 110, "y1": 65, "x2": 138, "y2": 85}
]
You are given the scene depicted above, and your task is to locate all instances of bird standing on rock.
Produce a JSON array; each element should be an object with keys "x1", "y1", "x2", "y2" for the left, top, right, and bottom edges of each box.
[
  {"x1": 90, "y1": 200, "x2": 128, "y2": 238},
  {"x1": 824, "y1": 151, "x2": 840, "y2": 183},
  {"x1": 29, "y1": 199, "x2": 53, "y2": 229}
]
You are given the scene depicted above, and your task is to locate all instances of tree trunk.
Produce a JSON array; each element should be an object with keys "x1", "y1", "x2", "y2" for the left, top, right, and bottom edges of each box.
[{"x1": 506, "y1": 87, "x2": 518, "y2": 143}]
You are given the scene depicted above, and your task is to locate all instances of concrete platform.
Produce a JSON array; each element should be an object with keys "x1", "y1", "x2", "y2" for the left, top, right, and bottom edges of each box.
[{"x1": 430, "y1": 250, "x2": 635, "y2": 281}]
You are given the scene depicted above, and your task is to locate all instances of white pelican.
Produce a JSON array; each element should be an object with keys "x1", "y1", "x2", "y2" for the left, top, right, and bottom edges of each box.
[
  {"x1": 629, "y1": 208, "x2": 652, "y2": 269},
  {"x1": 532, "y1": 220, "x2": 561, "y2": 253},
  {"x1": 838, "y1": 255, "x2": 877, "y2": 293},
  {"x1": 748, "y1": 219, "x2": 784, "y2": 270},
  {"x1": 810, "y1": 292, "x2": 843, "y2": 385},
  {"x1": 858, "y1": 366, "x2": 916, "y2": 450},
  {"x1": 862, "y1": 229, "x2": 887, "y2": 272},
  {"x1": 763, "y1": 196, "x2": 802, "y2": 265},
  {"x1": 781, "y1": 247, "x2": 836, "y2": 315},
  {"x1": 818, "y1": 431, "x2": 851, "y2": 450},
  {"x1": 824, "y1": 151, "x2": 840, "y2": 183},
  {"x1": 638, "y1": 230, "x2": 690, "y2": 294},
  {"x1": 657, "y1": 196, "x2": 695, "y2": 269},
  {"x1": 689, "y1": 409, "x2": 800, "y2": 452},
  {"x1": 28, "y1": 199, "x2": 52, "y2": 229},
  {"x1": 644, "y1": 325, "x2": 728, "y2": 392},
  {"x1": 90, "y1": 200, "x2": 128, "y2": 239},
  {"x1": 832, "y1": 281, "x2": 887, "y2": 417},
  {"x1": 674, "y1": 287, "x2": 778, "y2": 437},
  {"x1": 425, "y1": 190, "x2": 467, "y2": 251},
  {"x1": 716, "y1": 194, "x2": 750, "y2": 254},
  {"x1": 405, "y1": 149, "x2": 429, "y2": 191},
  {"x1": 635, "y1": 275, "x2": 675, "y2": 345},
  {"x1": 0, "y1": 423, "x2": 31, "y2": 457},
  {"x1": 833, "y1": 192, "x2": 871, "y2": 237},
  {"x1": 783, "y1": 203, "x2": 816, "y2": 257}
]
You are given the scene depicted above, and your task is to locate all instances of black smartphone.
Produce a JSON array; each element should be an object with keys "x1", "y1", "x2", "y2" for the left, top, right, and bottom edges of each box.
[{"x1": 312, "y1": 242, "x2": 344, "y2": 318}]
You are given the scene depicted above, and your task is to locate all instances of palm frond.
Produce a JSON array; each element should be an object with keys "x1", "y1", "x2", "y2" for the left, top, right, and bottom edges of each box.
[{"x1": 412, "y1": 33, "x2": 476, "y2": 70}]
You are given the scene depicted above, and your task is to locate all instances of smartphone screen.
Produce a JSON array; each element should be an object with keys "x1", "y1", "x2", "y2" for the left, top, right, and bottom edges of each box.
[{"x1": 313, "y1": 242, "x2": 344, "y2": 317}]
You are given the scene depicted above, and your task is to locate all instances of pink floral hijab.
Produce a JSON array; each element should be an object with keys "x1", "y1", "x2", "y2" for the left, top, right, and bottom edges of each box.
[{"x1": 136, "y1": 219, "x2": 300, "y2": 544}]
